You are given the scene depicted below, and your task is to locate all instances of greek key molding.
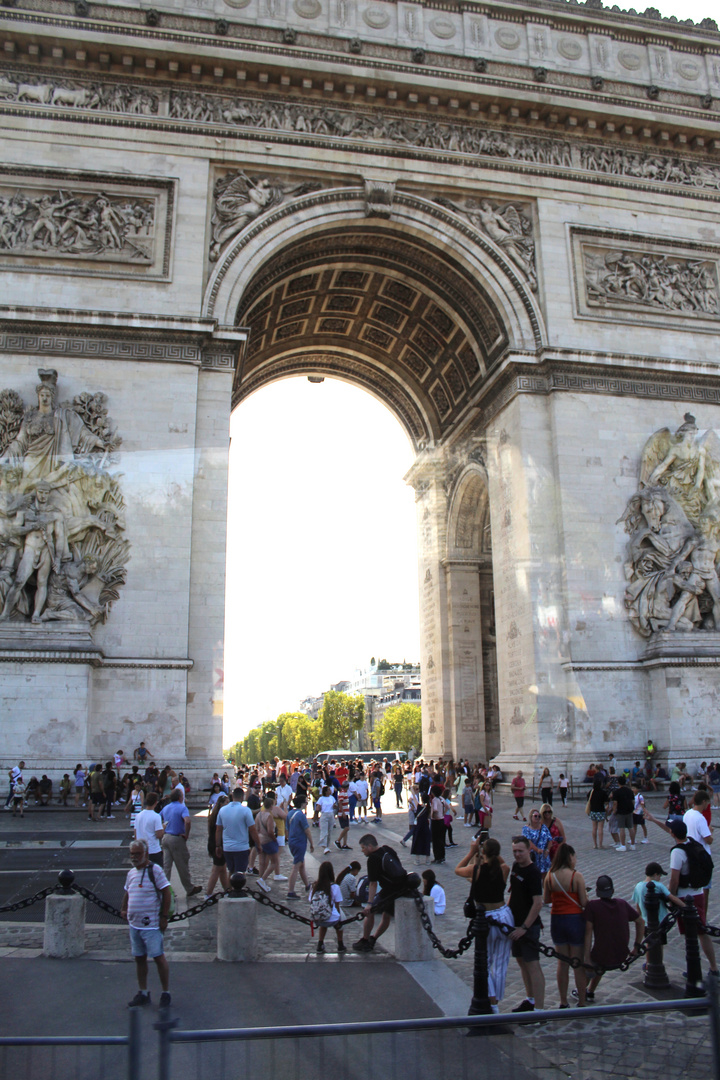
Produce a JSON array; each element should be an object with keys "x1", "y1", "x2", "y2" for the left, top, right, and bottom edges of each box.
[
  {"x1": 0, "y1": 333, "x2": 202, "y2": 364},
  {"x1": 474, "y1": 358, "x2": 720, "y2": 429}
]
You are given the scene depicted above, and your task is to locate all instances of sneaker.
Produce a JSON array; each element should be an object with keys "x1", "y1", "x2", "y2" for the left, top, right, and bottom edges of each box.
[
  {"x1": 159, "y1": 992, "x2": 172, "y2": 1009},
  {"x1": 187, "y1": 885, "x2": 203, "y2": 897},
  {"x1": 641, "y1": 839, "x2": 649, "y2": 844},
  {"x1": 511, "y1": 999, "x2": 535, "y2": 1012},
  {"x1": 373, "y1": 819, "x2": 382, "y2": 825},
  {"x1": 572, "y1": 989, "x2": 594, "y2": 1001},
  {"x1": 247, "y1": 868, "x2": 259, "y2": 876},
  {"x1": 337, "y1": 942, "x2": 347, "y2": 952},
  {"x1": 324, "y1": 848, "x2": 331, "y2": 854},
  {"x1": 286, "y1": 891, "x2": 300, "y2": 900},
  {"x1": 317, "y1": 942, "x2": 325, "y2": 954},
  {"x1": 628, "y1": 844, "x2": 636, "y2": 850},
  {"x1": 335, "y1": 840, "x2": 342, "y2": 850},
  {"x1": 615, "y1": 845, "x2": 626, "y2": 851},
  {"x1": 273, "y1": 874, "x2": 288, "y2": 881},
  {"x1": 352, "y1": 937, "x2": 374, "y2": 952},
  {"x1": 256, "y1": 878, "x2": 271, "y2": 893},
  {"x1": 400, "y1": 839, "x2": 407, "y2": 847},
  {"x1": 341, "y1": 845, "x2": 353, "y2": 850},
  {"x1": 106, "y1": 815, "x2": 115, "y2": 820},
  {"x1": 128, "y1": 991, "x2": 151, "y2": 1008}
]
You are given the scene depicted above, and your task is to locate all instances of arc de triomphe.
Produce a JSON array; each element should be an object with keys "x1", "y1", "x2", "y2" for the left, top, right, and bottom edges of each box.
[{"x1": 0, "y1": 0, "x2": 719, "y2": 779}]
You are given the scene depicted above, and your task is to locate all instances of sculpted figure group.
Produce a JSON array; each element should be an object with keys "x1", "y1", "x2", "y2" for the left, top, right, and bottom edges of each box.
[
  {"x1": 619, "y1": 414, "x2": 720, "y2": 637},
  {"x1": 0, "y1": 189, "x2": 155, "y2": 262},
  {"x1": 0, "y1": 370, "x2": 128, "y2": 628},
  {"x1": 585, "y1": 249, "x2": 719, "y2": 316}
]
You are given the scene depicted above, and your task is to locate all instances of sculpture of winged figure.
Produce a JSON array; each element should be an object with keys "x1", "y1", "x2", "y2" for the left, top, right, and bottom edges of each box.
[
  {"x1": 435, "y1": 195, "x2": 537, "y2": 290},
  {"x1": 619, "y1": 413, "x2": 720, "y2": 638},
  {"x1": 209, "y1": 172, "x2": 322, "y2": 261}
]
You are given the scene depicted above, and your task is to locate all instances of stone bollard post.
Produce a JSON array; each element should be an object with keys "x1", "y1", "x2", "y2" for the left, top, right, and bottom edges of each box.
[
  {"x1": 217, "y1": 896, "x2": 258, "y2": 961},
  {"x1": 393, "y1": 896, "x2": 435, "y2": 962},
  {"x1": 643, "y1": 880, "x2": 670, "y2": 989},
  {"x1": 44, "y1": 893, "x2": 86, "y2": 958}
]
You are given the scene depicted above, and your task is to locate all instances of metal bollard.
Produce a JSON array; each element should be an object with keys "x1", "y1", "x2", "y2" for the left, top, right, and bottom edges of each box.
[
  {"x1": 683, "y1": 895, "x2": 705, "y2": 998},
  {"x1": 643, "y1": 880, "x2": 670, "y2": 989},
  {"x1": 468, "y1": 908, "x2": 492, "y2": 1016}
]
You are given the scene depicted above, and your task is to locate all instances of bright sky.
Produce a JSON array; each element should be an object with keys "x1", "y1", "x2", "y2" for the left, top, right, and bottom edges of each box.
[
  {"x1": 221, "y1": 0, "x2": 718, "y2": 746},
  {"x1": 223, "y1": 378, "x2": 420, "y2": 745}
]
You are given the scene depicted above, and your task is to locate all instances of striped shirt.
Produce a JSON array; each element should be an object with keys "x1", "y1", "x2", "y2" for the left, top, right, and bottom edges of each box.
[{"x1": 124, "y1": 863, "x2": 170, "y2": 929}]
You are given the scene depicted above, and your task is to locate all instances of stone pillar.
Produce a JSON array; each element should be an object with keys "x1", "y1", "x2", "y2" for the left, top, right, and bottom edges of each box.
[
  {"x1": 444, "y1": 560, "x2": 486, "y2": 761},
  {"x1": 407, "y1": 450, "x2": 451, "y2": 759},
  {"x1": 43, "y1": 894, "x2": 85, "y2": 958},
  {"x1": 393, "y1": 896, "x2": 435, "y2": 962},
  {"x1": 485, "y1": 393, "x2": 572, "y2": 774},
  {"x1": 216, "y1": 896, "x2": 258, "y2": 961}
]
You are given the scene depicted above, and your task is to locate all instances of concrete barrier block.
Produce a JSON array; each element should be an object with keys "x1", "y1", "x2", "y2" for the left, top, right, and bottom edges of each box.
[
  {"x1": 394, "y1": 896, "x2": 435, "y2": 962},
  {"x1": 217, "y1": 896, "x2": 258, "y2": 961},
  {"x1": 44, "y1": 894, "x2": 86, "y2": 958}
]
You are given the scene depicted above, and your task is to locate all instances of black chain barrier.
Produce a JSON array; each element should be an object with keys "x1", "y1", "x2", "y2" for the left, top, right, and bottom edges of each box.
[
  {"x1": 412, "y1": 890, "x2": 476, "y2": 958},
  {"x1": 245, "y1": 886, "x2": 365, "y2": 928},
  {"x1": 0, "y1": 885, "x2": 55, "y2": 915}
]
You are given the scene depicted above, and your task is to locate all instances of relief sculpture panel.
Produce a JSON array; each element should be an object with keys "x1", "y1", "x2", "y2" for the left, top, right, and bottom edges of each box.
[
  {"x1": 0, "y1": 168, "x2": 174, "y2": 280},
  {"x1": 571, "y1": 229, "x2": 720, "y2": 331},
  {"x1": 0, "y1": 369, "x2": 128, "y2": 629},
  {"x1": 618, "y1": 414, "x2": 720, "y2": 638}
]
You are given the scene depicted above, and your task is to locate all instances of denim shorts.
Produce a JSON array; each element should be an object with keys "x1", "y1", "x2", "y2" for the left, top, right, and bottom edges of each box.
[
  {"x1": 289, "y1": 842, "x2": 307, "y2": 865},
  {"x1": 550, "y1": 913, "x2": 585, "y2": 947},
  {"x1": 129, "y1": 926, "x2": 164, "y2": 958},
  {"x1": 262, "y1": 840, "x2": 279, "y2": 855}
]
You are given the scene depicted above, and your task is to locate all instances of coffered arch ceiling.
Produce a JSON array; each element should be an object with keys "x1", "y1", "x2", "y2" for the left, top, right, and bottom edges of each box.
[{"x1": 233, "y1": 225, "x2": 512, "y2": 449}]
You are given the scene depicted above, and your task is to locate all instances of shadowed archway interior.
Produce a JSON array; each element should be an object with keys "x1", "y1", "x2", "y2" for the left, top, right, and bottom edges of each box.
[{"x1": 234, "y1": 224, "x2": 509, "y2": 448}]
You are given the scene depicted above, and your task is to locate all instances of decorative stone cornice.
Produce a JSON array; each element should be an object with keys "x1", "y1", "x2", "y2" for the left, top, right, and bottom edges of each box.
[
  {"x1": 0, "y1": 307, "x2": 246, "y2": 370},
  {"x1": 0, "y1": 652, "x2": 194, "y2": 666}
]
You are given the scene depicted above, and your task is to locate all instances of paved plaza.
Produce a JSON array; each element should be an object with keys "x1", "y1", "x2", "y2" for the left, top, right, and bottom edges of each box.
[{"x1": 0, "y1": 785, "x2": 715, "y2": 1078}]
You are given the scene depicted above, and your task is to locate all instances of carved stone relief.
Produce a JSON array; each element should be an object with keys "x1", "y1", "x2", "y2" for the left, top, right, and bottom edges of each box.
[
  {"x1": 618, "y1": 414, "x2": 720, "y2": 638},
  {"x1": 0, "y1": 369, "x2": 128, "y2": 628},
  {"x1": 436, "y1": 196, "x2": 536, "y2": 290},
  {"x1": 209, "y1": 171, "x2": 323, "y2": 261},
  {"x1": 571, "y1": 230, "x2": 720, "y2": 329},
  {"x1": 0, "y1": 168, "x2": 174, "y2": 280},
  {"x1": 3, "y1": 70, "x2": 720, "y2": 196}
]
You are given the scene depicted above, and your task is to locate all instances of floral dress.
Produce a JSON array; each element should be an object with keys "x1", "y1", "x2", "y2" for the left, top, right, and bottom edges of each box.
[{"x1": 522, "y1": 823, "x2": 553, "y2": 874}]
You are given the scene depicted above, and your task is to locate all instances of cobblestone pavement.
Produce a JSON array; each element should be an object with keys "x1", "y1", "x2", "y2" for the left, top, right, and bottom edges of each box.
[{"x1": 1, "y1": 790, "x2": 716, "y2": 1077}]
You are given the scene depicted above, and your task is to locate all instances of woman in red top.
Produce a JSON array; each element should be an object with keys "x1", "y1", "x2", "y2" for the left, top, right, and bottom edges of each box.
[{"x1": 543, "y1": 843, "x2": 588, "y2": 1007}]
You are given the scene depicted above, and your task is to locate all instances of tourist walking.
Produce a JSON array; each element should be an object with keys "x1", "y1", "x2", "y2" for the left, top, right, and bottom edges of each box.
[
  {"x1": 411, "y1": 794, "x2": 432, "y2": 864},
  {"x1": 286, "y1": 794, "x2": 314, "y2": 899},
  {"x1": 508, "y1": 836, "x2": 545, "y2": 1012},
  {"x1": 205, "y1": 793, "x2": 230, "y2": 897},
  {"x1": 511, "y1": 771, "x2": 527, "y2": 821},
  {"x1": 430, "y1": 786, "x2": 446, "y2": 864},
  {"x1": 541, "y1": 804, "x2": 566, "y2": 862},
  {"x1": 161, "y1": 788, "x2": 203, "y2": 899},
  {"x1": 401, "y1": 783, "x2": 419, "y2": 846},
  {"x1": 316, "y1": 785, "x2": 337, "y2": 854},
  {"x1": 587, "y1": 776, "x2": 609, "y2": 849},
  {"x1": 539, "y1": 767, "x2": 553, "y2": 806},
  {"x1": 522, "y1": 809, "x2": 553, "y2": 876},
  {"x1": 309, "y1": 861, "x2": 346, "y2": 954}
]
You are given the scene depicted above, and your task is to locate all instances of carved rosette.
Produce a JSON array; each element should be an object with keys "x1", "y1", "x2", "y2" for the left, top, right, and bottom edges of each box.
[{"x1": 0, "y1": 369, "x2": 128, "y2": 629}]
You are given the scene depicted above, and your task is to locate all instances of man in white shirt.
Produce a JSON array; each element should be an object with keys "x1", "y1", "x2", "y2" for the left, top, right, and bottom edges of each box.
[
  {"x1": 668, "y1": 818, "x2": 717, "y2": 979},
  {"x1": 275, "y1": 776, "x2": 292, "y2": 848},
  {"x1": 134, "y1": 792, "x2": 164, "y2": 866},
  {"x1": 354, "y1": 775, "x2": 368, "y2": 820},
  {"x1": 5, "y1": 761, "x2": 24, "y2": 809},
  {"x1": 684, "y1": 791, "x2": 713, "y2": 855}
]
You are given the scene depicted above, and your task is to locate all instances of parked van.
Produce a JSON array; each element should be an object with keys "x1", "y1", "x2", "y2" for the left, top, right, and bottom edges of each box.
[{"x1": 314, "y1": 750, "x2": 406, "y2": 766}]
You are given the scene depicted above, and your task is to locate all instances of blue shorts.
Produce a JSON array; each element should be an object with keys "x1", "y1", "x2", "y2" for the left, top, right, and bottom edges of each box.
[
  {"x1": 289, "y1": 842, "x2": 307, "y2": 865},
  {"x1": 262, "y1": 840, "x2": 279, "y2": 855},
  {"x1": 129, "y1": 926, "x2": 164, "y2": 958},
  {"x1": 550, "y1": 913, "x2": 585, "y2": 947},
  {"x1": 224, "y1": 850, "x2": 250, "y2": 875}
]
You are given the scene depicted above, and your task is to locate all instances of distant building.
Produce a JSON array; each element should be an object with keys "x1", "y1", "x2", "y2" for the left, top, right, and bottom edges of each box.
[{"x1": 299, "y1": 661, "x2": 420, "y2": 749}]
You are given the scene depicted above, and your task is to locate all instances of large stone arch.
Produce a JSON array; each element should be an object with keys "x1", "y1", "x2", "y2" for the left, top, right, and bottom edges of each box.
[{"x1": 204, "y1": 187, "x2": 544, "y2": 449}]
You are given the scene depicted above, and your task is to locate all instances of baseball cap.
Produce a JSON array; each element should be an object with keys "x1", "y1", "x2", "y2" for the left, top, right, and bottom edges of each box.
[
  {"x1": 595, "y1": 875, "x2": 614, "y2": 898},
  {"x1": 667, "y1": 818, "x2": 687, "y2": 840},
  {"x1": 645, "y1": 862, "x2": 666, "y2": 876}
]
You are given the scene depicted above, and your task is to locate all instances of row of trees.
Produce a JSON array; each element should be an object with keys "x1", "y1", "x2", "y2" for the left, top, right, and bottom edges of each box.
[{"x1": 225, "y1": 695, "x2": 422, "y2": 763}]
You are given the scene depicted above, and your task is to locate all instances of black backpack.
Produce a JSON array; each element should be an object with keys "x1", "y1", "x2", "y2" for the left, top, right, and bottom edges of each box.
[
  {"x1": 380, "y1": 846, "x2": 407, "y2": 885},
  {"x1": 673, "y1": 837, "x2": 714, "y2": 890}
]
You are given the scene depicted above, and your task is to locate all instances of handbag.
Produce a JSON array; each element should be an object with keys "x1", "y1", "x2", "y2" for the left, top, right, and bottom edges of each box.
[
  {"x1": 463, "y1": 864, "x2": 478, "y2": 919},
  {"x1": 585, "y1": 794, "x2": 592, "y2": 816}
]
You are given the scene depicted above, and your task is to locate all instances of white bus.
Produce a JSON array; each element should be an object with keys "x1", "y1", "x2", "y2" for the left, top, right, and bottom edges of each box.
[{"x1": 314, "y1": 750, "x2": 406, "y2": 766}]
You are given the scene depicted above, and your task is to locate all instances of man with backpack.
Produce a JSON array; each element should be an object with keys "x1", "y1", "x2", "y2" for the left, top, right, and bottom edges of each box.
[
  {"x1": 121, "y1": 839, "x2": 172, "y2": 1009},
  {"x1": 351, "y1": 834, "x2": 418, "y2": 952},
  {"x1": 667, "y1": 818, "x2": 718, "y2": 978}
]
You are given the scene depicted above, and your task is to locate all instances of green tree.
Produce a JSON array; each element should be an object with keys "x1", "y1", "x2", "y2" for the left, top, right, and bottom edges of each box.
[
  {"x1": 318, "y1": 690, "x2": 365, "y2": 749},
  {"x1": 373, "y1": 703, "x2": 422, "y2": 754},
  {"x1": 283, "y1": 712, "x2": 323, "y2": 758}
]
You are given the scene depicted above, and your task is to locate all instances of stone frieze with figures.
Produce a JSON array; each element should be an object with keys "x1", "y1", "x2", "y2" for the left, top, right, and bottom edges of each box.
[
  {"x1": 618, "y1": 414, "x2": 720, "y2": 639},
  {"x1": 3, "y1": 70, "x2": 720, "y2": 198},
  {"x1": 571, "y1": 229, "x2": 720, "y2": 331},
  {"x1": 0, "y1": 167, "x2": 175, "y2": 280},
  {"x1": 0, "y1": 369, "x2": 128, "y2": 631}
]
